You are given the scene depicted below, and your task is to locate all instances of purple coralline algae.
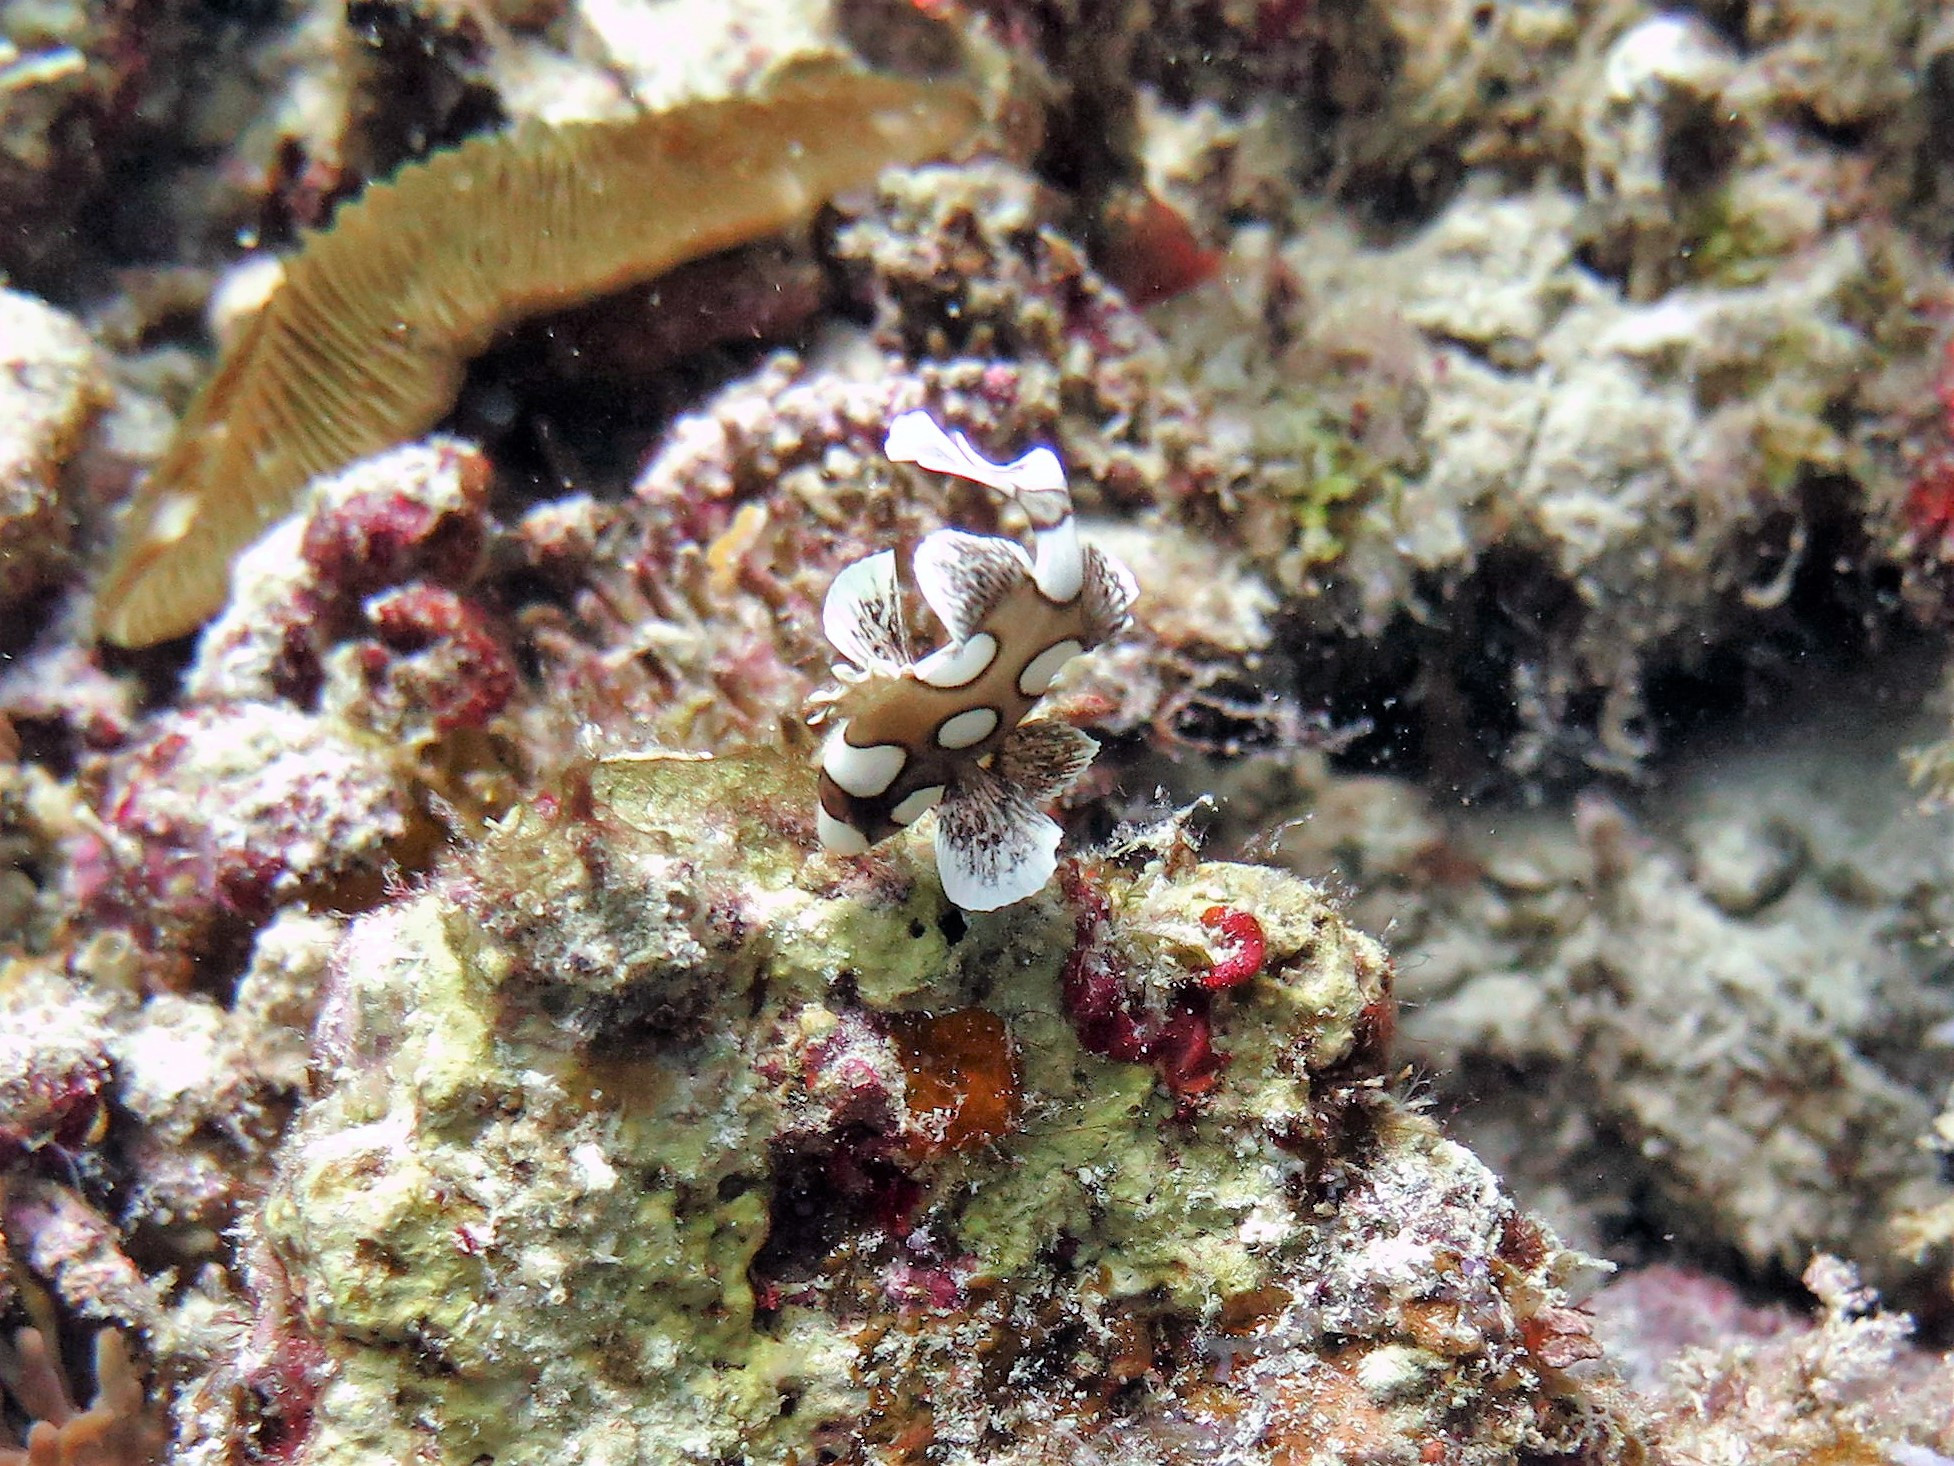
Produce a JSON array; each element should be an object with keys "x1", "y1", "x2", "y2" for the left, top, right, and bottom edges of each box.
[
  {"x1": 66, "y1": 704, "x2": 410, "y2": 990},
  {"x1": 185, "y1": 438, "x2": 501, "y2": 727},
  {"x1": 1640, "y1": 1255, "x2": 1954, "y2": 1463}
]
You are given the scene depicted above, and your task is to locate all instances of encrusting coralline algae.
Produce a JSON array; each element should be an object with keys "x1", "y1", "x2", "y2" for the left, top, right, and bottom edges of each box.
[
  {"x1": 4, "y1": 0, "x2": 1954, "y2": 1460},
  {"x1": 0, "y1": 291, "x2": 106, "y2": 620}
]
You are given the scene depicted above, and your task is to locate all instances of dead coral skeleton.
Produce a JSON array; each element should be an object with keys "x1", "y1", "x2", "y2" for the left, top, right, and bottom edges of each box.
[
  {"x1": 0, "y1": 1327, "x2": 163, "y2": 1466},
  {"x1": 1645, "y1": 1255, "x2": 1954, "y2": 1463},
  {"x1": 813, "y1": 410, "x2": 1137, "y2": 910}
]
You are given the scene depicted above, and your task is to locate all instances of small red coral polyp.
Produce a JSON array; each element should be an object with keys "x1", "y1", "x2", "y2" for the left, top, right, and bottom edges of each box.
[
  {"x1": 1058, "y1": 866, "x2": 1152, "y2": 1063},
  {"x1": 1907, "y1": 452, "x2": 1954, "y2": 554},
  {"x1": 1057, "y1": 865, "x2": 1230, "y2": 1101},
  {"x1": 1904, "y1": 334, "x2": 1954, "y2": 557},
  {"x1": 1152, "y1": 997, "x2": 1224, "y2": 1098},
  {"x1": 1199, "y1": 906, "x2": 1266, "y2": 990},
  {"x1": 244, "y1": 1327, "x2": 330, "y2": 1463}
]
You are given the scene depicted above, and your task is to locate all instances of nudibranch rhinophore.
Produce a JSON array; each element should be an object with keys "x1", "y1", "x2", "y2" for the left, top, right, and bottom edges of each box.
[{"x1": 815, "y1": 410, "x2": 1137, "y2": 911}]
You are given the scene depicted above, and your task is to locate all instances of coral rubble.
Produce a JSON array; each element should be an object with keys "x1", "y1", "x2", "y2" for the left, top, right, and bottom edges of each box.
[
  {"x1": 0, "y1": 292, "x2": 107, "y2": 623},
  {"x1": 66, "y1": 703, "x2": 411, "y2": 991},
  {"x1": 1639, "y1": 1255, "x2": 1954, "y2": 1464},
  {"x1": 1253, "y1": 697, "x2": 1954, "y2": 1307}
]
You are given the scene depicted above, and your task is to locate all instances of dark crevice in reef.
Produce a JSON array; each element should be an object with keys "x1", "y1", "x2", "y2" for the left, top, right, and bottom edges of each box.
[
  {"x1": 1682, "y1": 0, "x2": 1752, "y2": 51},
  {"x1": 451, "y1": 238, "x2": 830, "y2": 513},
  {"x1": 341, "y1": 0, "x2": 506, "y2": 183},
  {"x1": 749, "y1": 1139, "x2": 919, "y2": 1313},
  {"x1": 1267, "y1": 474, "x2": 1928, "y2": 804},
  {"x1": 1638, "y1": 478, "x2": 1920, "y2": 773},
  {"x1": 1344, "y1": 147, "x2": 1471, "y2": 245}
]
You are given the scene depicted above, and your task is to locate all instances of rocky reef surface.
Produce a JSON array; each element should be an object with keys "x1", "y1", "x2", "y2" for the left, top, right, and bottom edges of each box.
[
  {"x1": 4, "y1": 0, "x2": 1954, "y2": 1461},
  {"x1": 218, "y1": 757, "x2": 1617, "y2": 1462}
]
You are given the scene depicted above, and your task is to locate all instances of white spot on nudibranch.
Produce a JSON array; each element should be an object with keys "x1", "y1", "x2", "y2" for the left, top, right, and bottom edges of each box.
[
  {"x1": 891, "y1": 785, "x2": 945, "y2": 825},
  {"x1": 818, "y1": 808, "x2": 871, "y2": 855},
  {"x1": 1030, "y1": 522, "x2": 1084, "y2": 603},
  {"x1": 936, "y1": 707, "x2": 999, "y2": 750},
  {"x1": 823, "y1": 724, "x2": 907, "y2": 798},
  {"x1": 1018, "y1": 638, "x2": 1083, "y2": 697},
  {"x1": 915, "y1": 632, "x2": 997, "y2": 689}
]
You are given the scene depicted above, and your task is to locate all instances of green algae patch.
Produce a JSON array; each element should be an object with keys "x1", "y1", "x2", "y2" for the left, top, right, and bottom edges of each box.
[
  {"x1": 588, "y1": 747, "x2": 812, "y2": 890},
  {"x1": 773, "y1": 870, "x2": 954, "y2": 1008},
  {"x1": 592, "y1": 749, "x2": 957, "y2": 1005},
  {"x1": 943, "y1": 857, "x2": 1394, "y2": 1308},
  {"x1": 267, "y1": 880, "x2": 811, "y2": 1463},
  {"x1": 1266, "y1": 402, "x2": 1405, "y2": 569}
]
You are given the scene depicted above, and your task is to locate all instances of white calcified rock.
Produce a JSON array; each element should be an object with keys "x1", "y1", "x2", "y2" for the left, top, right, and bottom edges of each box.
[{"x1": 0, "y1": 289, "x2": 104, "y2": 612}]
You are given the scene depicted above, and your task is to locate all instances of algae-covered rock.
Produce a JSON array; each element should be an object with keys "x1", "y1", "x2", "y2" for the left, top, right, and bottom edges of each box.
[
  {"x1": 250, "y1": 751, "x2": 1643, "y2": 1463},
  {"x1": 68, "y1": 701, "x2": 415, "y2": 991}
]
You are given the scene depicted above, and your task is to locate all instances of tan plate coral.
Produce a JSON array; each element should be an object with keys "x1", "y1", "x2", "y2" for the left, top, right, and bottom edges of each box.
[{"x1": 94, "y1": 69, "x2": 981, "y2": 648}]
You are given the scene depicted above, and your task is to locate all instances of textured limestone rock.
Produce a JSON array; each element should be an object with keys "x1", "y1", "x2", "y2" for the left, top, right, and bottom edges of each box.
[{"x1": 0, "y1": 290, "x2": 105, "y2": 617}]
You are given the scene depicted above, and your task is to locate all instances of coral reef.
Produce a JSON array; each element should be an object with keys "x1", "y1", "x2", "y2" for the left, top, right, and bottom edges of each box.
[
  {"x1": 65, "y1": 704, "x2": 411, "y2": 990},
  {"x1": 1584, "y1": 1255, "x2": 1954, "y2": 1461},
  {"x1": 186, "y1": 436, "x2": 515, "y2": 754},
  {"x1": 1249, "y1": 691, "x2": 1954, "y2": 1305},
  {"x1": 1640, "y1": 1255, "x2": 1954, "y2": 1464},
  {"x1": 0, "y1": 0, "x2": 1951, "y2": 1459},
  {"x1": 0, "y1": 734, "x2": 83, "y2": 956},
  {"x1": 0, "y1": 910, "x2": 340, "y2": 1462},
  {"x1": 218, "y1": 754, "x2": 1644, "y2": 1463}
]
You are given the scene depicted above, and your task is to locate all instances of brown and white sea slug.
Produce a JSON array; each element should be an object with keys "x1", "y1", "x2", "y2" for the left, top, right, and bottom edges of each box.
[{"x1": 815, "y1": 410, "x2": 1137, "y2": 911}]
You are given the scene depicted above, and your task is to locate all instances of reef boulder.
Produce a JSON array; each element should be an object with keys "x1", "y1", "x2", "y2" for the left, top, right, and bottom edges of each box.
[{"x1": 228, "y1": 751, "x2": 1645, "y2": 1464}]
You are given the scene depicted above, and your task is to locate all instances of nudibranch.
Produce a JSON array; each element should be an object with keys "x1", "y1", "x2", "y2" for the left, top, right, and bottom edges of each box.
[{"x1": 815, "y1": 410, "x2": 1137, "y2": 911}]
